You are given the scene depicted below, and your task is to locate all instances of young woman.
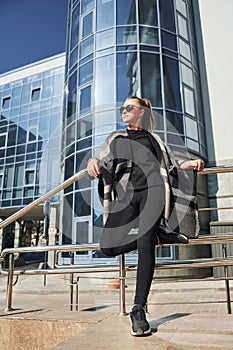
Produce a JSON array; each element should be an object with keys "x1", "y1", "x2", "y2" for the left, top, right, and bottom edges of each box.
[{"x1": 87, "y1": 96, "x2": 204, "y2": 336}]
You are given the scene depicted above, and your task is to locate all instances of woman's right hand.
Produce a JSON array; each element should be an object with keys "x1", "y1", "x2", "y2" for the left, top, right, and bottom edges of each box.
[{"x1": 87, "y1": 158, "x2": 102, "y2": 177}]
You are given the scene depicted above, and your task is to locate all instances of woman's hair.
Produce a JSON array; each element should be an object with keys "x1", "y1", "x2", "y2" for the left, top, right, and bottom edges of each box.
[{"x1": 128, "y1": 96, "x2": 155, "y2": 132}]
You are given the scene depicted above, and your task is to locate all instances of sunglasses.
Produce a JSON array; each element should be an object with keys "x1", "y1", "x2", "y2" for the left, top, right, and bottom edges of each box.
[{"x1": 119, "y1": 104, "x2": 143, "y2": 114}]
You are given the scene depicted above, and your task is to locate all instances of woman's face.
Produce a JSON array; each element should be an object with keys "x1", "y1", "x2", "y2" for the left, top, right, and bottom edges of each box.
[{"x1": 121, "y1": 98, "x2": 145, "y2": 128}]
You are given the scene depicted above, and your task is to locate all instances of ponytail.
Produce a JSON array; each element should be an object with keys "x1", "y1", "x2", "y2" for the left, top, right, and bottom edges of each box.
[{"x1": 129, "y1": 96, "x2": 155, "y2": 132}]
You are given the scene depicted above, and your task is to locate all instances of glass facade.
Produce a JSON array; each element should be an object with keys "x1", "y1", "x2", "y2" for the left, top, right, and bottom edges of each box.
[
  {"x1": 62, "y1": 0, "x2": 207, "y2": 261},
  {"x1": 0, "y1": 55, "x2": 65, "y2": 210}
]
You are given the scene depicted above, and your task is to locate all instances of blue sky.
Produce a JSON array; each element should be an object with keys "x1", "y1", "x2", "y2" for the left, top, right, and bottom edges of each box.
[{"x1": 0, "y1": 0, "x2": 68, "y2": 74}]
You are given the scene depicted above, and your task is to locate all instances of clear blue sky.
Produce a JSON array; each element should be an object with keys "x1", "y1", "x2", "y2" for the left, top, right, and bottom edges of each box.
[{"x1": 0, "y1": 0, "x2": 68, "y2": 74}]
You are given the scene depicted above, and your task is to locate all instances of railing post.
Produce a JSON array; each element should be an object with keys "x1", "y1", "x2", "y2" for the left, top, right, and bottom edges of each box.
[
  {"x1": 222, "y1": 243, "x2": 232, "y2": 314},
  {"x1": 119, "y1": 254, "x2": 127, "y2": 316},
  {"x1": 70, "y1": 252, "x2": 74, "y2": 311},
  {"x1": 5, "y1": 253, "x2": 14, "y2": 311}
]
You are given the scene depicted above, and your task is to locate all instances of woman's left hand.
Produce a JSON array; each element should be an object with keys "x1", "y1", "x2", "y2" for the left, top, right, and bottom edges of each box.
[{"x1": 180, "y1": 159, "x2": 205, "y2": 172}]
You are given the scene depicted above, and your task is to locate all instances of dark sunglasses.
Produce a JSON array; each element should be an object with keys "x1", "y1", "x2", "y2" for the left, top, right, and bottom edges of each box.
[{"x1": 119, "y1": 104, "x2": 143, "y2": 114}]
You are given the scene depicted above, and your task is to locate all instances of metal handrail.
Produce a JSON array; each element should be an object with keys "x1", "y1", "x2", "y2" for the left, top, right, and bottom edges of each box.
[
  {"x1": 0, "y1": 169, "x2": 87, "y2": 230},
  {"x1": 0, "y1": 166, "x2": 232, "y2": 232}
]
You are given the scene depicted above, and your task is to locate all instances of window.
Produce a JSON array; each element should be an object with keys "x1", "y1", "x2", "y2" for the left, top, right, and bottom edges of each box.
[
  {"x1": 139, "y1": 27, "x2": 158, "y2": 46},
  {"x1": 2, "y1": 97, "x2": 11, "y2": 109},
  {"x1": 184, "y1": 86, "x2": 195, "y2": 116},
  {"x1": 181, "y1": 63, "x2": 193, "y2": 87},
  {"x1": 139, "y1": 0, "x2": 158, "y2": 26},
  {"x1": 74, "y1": 190, "x2": 91, "y2": 216},
  {"x1": 116, "y1": 0, "x2": 136, "y2": 25},
  {"x1": 96, "y1": 0, "x2": 114, "y2": 31},
  {"x1": 0, "y1": 133, "x2": 7, "y2": 148},
  {"x1": 4, "y1": 165, "x2": 14, "y2": 188},
  {"x1": 141, "y1": 53, "x2": 162, "y2": 107},
  {"x1": 80, "y1": 85, "x2": 92, "y2": 113},
  {"x1": 163, "y1": 56, "x2": 182, "y2": 111},
  {"x1": 95, "y1": 55, "x2": 114, "y2": 105},
  {"x1": 116, "y1": 26, "x2": 137, "y2": 45},
  {"x1": 96, "y1": 29, "x2": 114, "y2": 50},
  {"x1": 0, "y1": 172, "x2": 3, "y2": 188},
  {"x1": 176, "y1": 0, "x2": 187, "y2": 17},
  {"x1": 71, "y1": 3, "x2": 80, "y2": 50},
  {"x1": 79, "y1": 61, "x2": 93, "y2": 85},
  {"x1": 166, "y1": 111, "x2": 184, "y2": 134},
  {"x1": 27, "y1": 126, "x2": 37, "y2": 142},
  {"x1": 74, "y1": 220, "x2": 89, "y2": 255},
  {"x1": 179, "y1": 38, "x2": 191, "y2": 61},
  {"x1": 14, "y1": 164, "x2": 24, "y2": 187},
  {"x1": 25, "y1": 169, "x2": 35, "y2": 185},
  {"x1": 160, "y1": 0, "x2": 176, "y2": 32},
  {"x1": 185, "y1": 117, "x2": 198, "y2": 140},
  {"x1": 82, "y1": 12, "x2": 93, "y2": 38},
  {"x1": 81, "y1": 0, "x2": 94, "y2": 14},
  {"x1": 31, "y1": 87, "x2": 41, "y2": 102},
  {"x1": 77, "y1": 115, "x2": 92, "y2": 139},
  {"x1": 177, "y1": 14, "x2": 189, "y2": 41},
  {"x1": 80, "y1": 36, "x2": 94, "y2": 59}
]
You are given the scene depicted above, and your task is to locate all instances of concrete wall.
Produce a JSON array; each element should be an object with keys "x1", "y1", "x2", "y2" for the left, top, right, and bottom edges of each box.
[
  {"x1": 196, "y1": 0, "x2": 233, "y2": 223},
  {"x1": 198, "y1": 0, "x2": 233, "y2": 164}
]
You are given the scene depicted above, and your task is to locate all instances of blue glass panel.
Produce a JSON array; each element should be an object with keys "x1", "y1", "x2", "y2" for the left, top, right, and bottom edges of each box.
[
  {"x1": 116, "y1": 52, "x2": 138, "y2": 103},
  {"x1": 76, "y1": 137, "x2": 92, "y2": 150},
  {"x1": 70, "y1": 47, "x2": 79, "y2": 68},
  {"x1": 7, "y1": 125, "x2": 17, "y2": 146},
  {"x1": 161, "y1": 30, "x2": 177, "y2": 51},
  {"x1": 21, "y1": 84, "x2": 31, "y2": 105},
  {"x1": 116, "y1": 0, "x2": 136, "y2": 25},
  {"x1": 96, "y1": 29, "x2": 114, "y2": 50},
  {"x1": 77, "y1": 115, "x2": 92, "y2": 139},
  {"x1": 74, "y1": 190, "x2": 91, "y2": 216},
  {"x1": 139, "y1": 27, "x2": 158, "y2": 45},
  {"x1": 82, "y1": 12, "x2": 93, "y2": 38},
  {"x1": 116, "y1": 26, "x2": 137, "y2": 45},
  {"x1": 163, "y1": 56, "x2": 182, "y2": 111},
  {"x1": 71, "y1": 3, "x2": 80, "y2": 50},
  {"x1": 81, "y1": 0, "x2": 94, "y2": 13},
  {"x1": 153, "y1": 109, "x2": 164, "y2": 131},
  {"x1": 140, "y1": 53, "x2": 162, "y2": 107},
  {"x1": 79, "y1": 61, "x2": 93, "y2": 85},
  {"x1": 11, "y1": 87, "x2": 22, "y2": 108},
  {"x1": 67, "y1": 72, "x2": 77, "y2": 121},
  {"x1": 41, "y1": 77, "x2": 52, "y2": 99},
  {"x1": 80, "y1": 36, "x2": 94, "y2": 58},
  {"x1": 95, "y1": 55, "x2": 114, "y2": 105},
  {"x1": 80, "y1": 85, "x2": 91, "y2": 113},
  {"x1": 139, "y1": 0, "x2": 158, "y2": 26},
  {"x1": 166, "y1": 111, "x2": 184, "y2": 134},
  {"x1": 39, "y1": 117, "x2": 49, "y2": 138},
  {"x1": 96, "y1": 0, "x2": 114, "y2": 31},
  {"x1": 159, "y1": 0, "x2": 176, "y2": 33}
]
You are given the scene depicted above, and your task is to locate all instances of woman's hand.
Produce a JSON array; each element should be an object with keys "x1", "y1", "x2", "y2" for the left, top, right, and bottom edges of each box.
[
  {"x1": 87, "y1": 158, "x2": 102, "y2": 177},
  {"x1": 180, "y1": 159, "x2": 205, "y2": 172}
]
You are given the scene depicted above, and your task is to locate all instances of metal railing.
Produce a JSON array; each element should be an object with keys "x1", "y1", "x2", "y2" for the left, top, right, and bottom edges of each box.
[
  {"x1": 0, "y1": 169, "x2": 87, "y2": 231},
  {"x1": 0, "y1": 243, "x2": 127, "y2": 314},
  {"x1": 0, "y1": 166, "x2": 233, "y2": 314}
]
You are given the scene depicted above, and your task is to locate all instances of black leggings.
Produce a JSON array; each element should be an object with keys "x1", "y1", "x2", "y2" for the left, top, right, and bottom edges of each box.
[{"x1": 100, "y1": 186, "x2": 165, "y2": 306}]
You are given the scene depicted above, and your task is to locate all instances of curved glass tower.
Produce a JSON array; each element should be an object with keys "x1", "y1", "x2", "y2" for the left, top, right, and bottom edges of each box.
[{"x1": 62, "y1": 0, "x2": 207, "y2": 261}]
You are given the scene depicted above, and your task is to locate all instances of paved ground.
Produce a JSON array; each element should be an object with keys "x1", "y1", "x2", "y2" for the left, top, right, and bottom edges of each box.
[{"x1": 0, "y1": 270, "x2": 233, "y2": 349}]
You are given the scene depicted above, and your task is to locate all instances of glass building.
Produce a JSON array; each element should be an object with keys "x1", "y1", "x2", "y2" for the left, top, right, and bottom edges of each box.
[
  {"x1": 0, "y1": 54, "x2": 65, "y2": 251},
  {"x1": 62, "y1": 0, "x2": 209, "y2": 263}
]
